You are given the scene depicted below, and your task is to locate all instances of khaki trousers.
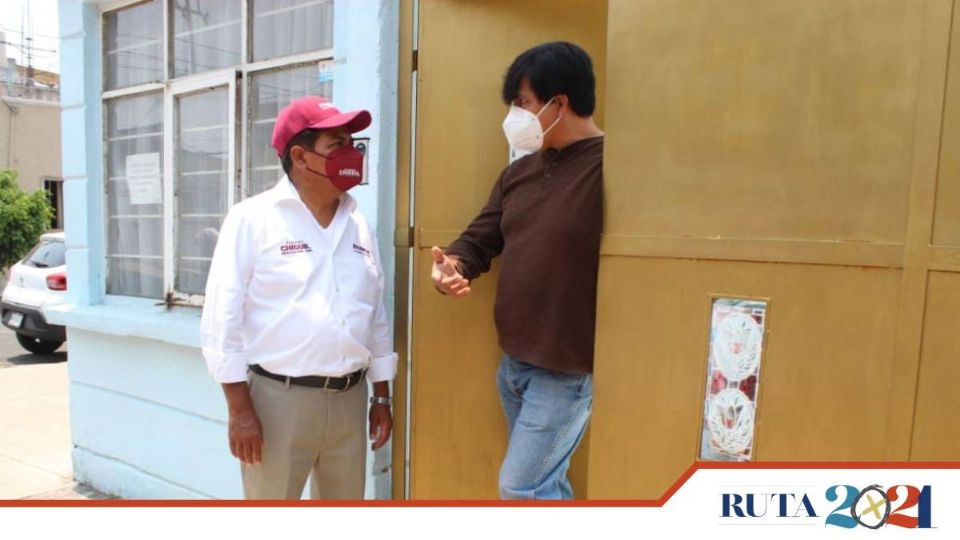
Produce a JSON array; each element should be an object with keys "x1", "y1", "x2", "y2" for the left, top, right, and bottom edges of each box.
[{"x1": 241, "y1": 371, "x2": 368, "y2": 500}]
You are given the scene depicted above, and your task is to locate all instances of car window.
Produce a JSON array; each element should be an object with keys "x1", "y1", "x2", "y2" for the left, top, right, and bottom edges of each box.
[{"x1": 24, "y1": 239, "x2": 66, "y2": 268}]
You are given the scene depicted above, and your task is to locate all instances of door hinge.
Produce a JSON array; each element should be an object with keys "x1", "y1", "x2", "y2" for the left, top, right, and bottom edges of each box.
[{"x1": 395, "y1": 227, "x2": 415, "y2": 248}]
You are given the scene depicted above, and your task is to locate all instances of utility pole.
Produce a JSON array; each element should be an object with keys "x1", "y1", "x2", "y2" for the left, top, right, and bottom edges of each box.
[{"x1": 25, "y1": 1, "x2": 33, "y2": 87}]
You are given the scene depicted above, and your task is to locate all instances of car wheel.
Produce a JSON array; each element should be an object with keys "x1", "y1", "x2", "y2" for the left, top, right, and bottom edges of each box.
[{"x1": 15, "y1": 333, "x2": 64, "y2": 355}]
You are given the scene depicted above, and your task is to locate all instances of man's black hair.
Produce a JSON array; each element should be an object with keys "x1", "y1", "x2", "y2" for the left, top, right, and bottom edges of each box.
[
  {"x1": 502, "y1": 41, "x2": 596, "y2": 116},
  {"x1": 281, "y1": 129, "x2": 322, "y2": 176}
]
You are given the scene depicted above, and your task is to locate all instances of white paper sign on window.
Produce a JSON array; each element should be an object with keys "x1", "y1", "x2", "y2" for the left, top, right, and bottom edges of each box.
[
  {"x1": 126, "y1": 152, "x2": 161, "y2": 206},
  {"x1": 699, "y1": 297, "x2": 768, "y2": 462}
]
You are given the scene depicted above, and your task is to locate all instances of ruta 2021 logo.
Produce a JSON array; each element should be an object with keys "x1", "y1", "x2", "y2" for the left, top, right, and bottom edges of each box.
[{"x1": 722, "y1": 484, "x2": 932, "y2": 529}]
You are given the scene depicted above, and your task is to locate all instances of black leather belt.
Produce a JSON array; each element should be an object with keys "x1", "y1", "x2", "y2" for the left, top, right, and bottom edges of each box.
[{"x1": 250, "y1": 364, "x2": 366, "y2": 391}]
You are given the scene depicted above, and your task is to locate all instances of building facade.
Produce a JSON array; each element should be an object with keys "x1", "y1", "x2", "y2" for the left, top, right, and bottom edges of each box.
[
  {"x1": 1, "y1": 31, "x2": 63, "y2": 228},
  {"x1": 50, "y1": 0, "x2": 398, "y2": 499},
  {"x1": 54, "y1": 0, "x2": 960, "y2": 501}
]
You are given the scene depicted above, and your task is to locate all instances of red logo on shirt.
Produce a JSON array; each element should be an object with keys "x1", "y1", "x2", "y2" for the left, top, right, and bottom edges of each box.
[{"x1": 280, "y1": 241, "x2": 312, "y2": 255}]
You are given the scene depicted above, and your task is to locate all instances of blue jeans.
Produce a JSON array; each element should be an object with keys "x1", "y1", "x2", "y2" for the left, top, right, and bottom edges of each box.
[{"x1": 496, "y1": 354, "x2": 593, "y2": 500}]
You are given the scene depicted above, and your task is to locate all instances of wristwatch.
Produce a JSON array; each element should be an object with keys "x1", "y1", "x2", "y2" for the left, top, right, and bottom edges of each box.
[{"x1": 370, "y1": 396, "x2": 392, "y2": 406}]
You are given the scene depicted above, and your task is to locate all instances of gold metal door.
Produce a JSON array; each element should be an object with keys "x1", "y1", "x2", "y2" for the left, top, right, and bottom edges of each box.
[{"x1": 395, "y1": 0, "x2": 608, "y2": 498}]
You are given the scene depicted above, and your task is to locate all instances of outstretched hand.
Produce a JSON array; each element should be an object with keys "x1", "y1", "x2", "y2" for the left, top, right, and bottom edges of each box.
[{"x1": 431, "y1": 246, "x2": 471, "y2": 298}]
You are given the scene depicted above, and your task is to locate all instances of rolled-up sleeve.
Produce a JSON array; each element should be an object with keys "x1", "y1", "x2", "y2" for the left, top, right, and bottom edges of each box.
[
  {"x1": 367, "y1": 234, "x2": 398, "y2": 383},
  {"x1": 200, "y1": 205, "x2": 256, "y2": 383}
]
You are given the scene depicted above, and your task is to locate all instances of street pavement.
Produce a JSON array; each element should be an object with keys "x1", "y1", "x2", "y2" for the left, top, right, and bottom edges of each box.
[{"x1": 0, "y1": 324, "x2": 110, "y2": 499}]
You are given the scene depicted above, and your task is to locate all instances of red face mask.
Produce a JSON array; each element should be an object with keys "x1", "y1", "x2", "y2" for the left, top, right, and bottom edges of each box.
[{"x1": 302, "y1": 145, "x2": 364, "y2": 192}]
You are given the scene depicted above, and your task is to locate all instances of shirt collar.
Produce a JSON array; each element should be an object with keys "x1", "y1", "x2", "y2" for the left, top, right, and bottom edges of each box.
[
  {"x1": 272, "y1": 175, "x2": 357, "y2": 213},
  {"x1": 541, "y1": 135, "x2": 604, "y2": 163}
]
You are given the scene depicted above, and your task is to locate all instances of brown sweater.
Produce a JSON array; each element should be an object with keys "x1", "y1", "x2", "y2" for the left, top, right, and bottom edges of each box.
[{"x1": 446, "y1": 136, "x2": 603, "y2": 374}]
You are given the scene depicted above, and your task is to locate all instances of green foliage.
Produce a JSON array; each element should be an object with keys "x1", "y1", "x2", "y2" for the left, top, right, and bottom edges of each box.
[{"x1": 0, "y1": 169, "x2": 54, "y2": 274}]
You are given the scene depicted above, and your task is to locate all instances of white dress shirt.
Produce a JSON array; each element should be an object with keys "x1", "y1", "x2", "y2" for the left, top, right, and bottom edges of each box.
[{"x1": 201, "y1": 176, "x2": 397, "y2": 384}]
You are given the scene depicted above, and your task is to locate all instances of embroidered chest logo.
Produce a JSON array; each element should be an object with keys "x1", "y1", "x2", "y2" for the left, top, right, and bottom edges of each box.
[
  {"x1": 352, "y1": 243, "x2": 373, "y2": 258},
  {"x1": 280, "y1": 241, "x2": 312, "y2": 255}
]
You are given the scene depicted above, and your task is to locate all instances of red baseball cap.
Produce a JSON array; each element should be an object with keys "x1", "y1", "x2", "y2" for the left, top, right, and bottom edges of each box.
[{"x1": 271, "y1": 96, "x2": 372, "y2": 156}]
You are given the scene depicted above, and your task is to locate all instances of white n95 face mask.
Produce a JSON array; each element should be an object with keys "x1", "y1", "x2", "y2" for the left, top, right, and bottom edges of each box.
[{"x1": 502, "y1": 98, "x2": 562, "y2": 158}]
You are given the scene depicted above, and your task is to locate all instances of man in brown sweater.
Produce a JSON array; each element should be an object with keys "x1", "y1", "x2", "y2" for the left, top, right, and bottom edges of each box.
[{"x1": 431, "y1": 42, "x2": 604, "y2": 500}]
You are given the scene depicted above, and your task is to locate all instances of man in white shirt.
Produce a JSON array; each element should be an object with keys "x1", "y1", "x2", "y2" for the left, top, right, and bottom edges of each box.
[{"x1": 201, "y1": 96, "x2": 396, "y2": 500}]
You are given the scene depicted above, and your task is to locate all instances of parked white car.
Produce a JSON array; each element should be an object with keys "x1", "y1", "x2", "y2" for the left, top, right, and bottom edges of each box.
[{"x1": 1, "y1": 232, "x2": 67, "y2": 354}]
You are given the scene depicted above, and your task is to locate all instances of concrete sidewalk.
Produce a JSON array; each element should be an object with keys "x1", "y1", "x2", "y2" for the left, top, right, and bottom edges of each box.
[{"x1": 0, "y1": 330, "x2": 109, "y2": 500}]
